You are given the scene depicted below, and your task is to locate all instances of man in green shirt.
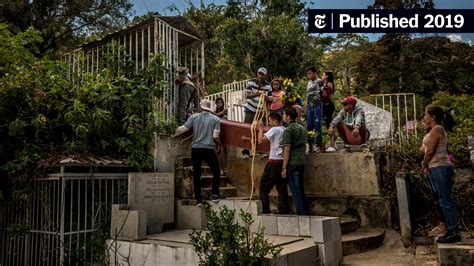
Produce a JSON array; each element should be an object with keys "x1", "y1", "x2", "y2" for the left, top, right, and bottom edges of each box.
[{"x1": 282, "y1": 106, "x2": 309, "y2": 215}]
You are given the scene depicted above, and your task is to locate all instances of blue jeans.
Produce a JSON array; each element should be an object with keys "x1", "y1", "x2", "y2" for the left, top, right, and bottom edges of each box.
[
  {"x1": 287, "y1": 165, "x2": 309, "y2": 215},
  {"x1": 306, "y1": 105, "x2": 322, "y2": 146},
  {"x1": 427, "y1": 166, "x2": 459, "y2": 233}
]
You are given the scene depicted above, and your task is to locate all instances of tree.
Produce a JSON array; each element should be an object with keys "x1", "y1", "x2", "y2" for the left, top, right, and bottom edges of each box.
[
  {"x1": 184, "y1": 0, "x2": 329, "y2": 92},
  {"x1": 353, "y1": 36, "x2": 474, "y2": 98},
  {"x1": 322, "y1": 33, "x2": 369, "y2": 95},
  {"x1": 0, "y1": 0, "x2": 133, "y2": 53}
]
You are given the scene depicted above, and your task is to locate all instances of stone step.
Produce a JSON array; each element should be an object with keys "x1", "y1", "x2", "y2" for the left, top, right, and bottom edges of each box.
[
  {"x1": 437, "y1": 234, "x2": 474, "y2": 265},
  {"x1": 342, "y1": 227, "x2": 385, "y2": 255},
  {"x1": 202, "y1": 187, "x2": 238, "y2": 198},
  {"x1": 340, "y1": 216, "x2": 360, "y2": 235},
  {"x1": 176, "y1": 166, "x2": 214, "y2": 176},
  {"x1": 110, "y1": 231, "x2": 320, "y2": 265},
  {"x1": 200, "y1": 175, "x2": 229, "y2": 188},
  {"x1": 175, "y1": 156, "x2": 193, "y2": 167}
]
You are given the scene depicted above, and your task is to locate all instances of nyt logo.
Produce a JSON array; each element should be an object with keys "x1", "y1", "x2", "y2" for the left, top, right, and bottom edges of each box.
[{"x1": 314, "y1": 14, "x2": 326, "y2": 29}]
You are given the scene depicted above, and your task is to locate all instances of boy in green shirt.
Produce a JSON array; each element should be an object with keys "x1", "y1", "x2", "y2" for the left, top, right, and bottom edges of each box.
[{"x1": 282, "y1": 107, "x2": 309, "y2": 215}]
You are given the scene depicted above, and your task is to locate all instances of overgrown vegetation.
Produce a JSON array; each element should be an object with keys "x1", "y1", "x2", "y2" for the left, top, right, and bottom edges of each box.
[
  {"x1": 381, "y1": 92, "x2": 473, "y2": 234},
  {"x1": 190, "y1": 205, "x2": 282, "y2": 265},
  {"x1": 0, "y1": 24, "x2": 172, "y2": 194}
]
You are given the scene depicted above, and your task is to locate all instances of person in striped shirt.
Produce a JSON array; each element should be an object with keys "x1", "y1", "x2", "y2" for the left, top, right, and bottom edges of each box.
[{"x1": 242, "y1": 67, "x2": 271, "y2": 159}]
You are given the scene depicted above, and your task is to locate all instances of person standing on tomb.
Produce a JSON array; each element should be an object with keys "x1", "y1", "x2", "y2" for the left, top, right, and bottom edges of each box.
[
  {"x1": 305, "y1": 66, "x2": 323, "y2": 153},
  {"x1": 269, "y1": 78, "x2": 285, "y2": 117},
  {"x1": 325, "y1": 96, "x2": 369, "y2": 152},
  {"x1": 282, "y1": 107, "x2": 309, "y2": 215},
  {"x1": 176, "y1": 67, "x2": 198, "y2": 125},
  {"x1": 173, "y1": 99, "x2": 222, "y2": 206},
  {"x1": 257, "y1": 112, "x2": 290, "y2": 214},
  {"x1": 421, "y1": 105, "x2": 460, "y2": 243},
  {"x1": 321, "y1": 70, "x2": 336, "y2": 130},
  {"x1": 242, "y1": 67, "x2": 271, "y2": 159}
]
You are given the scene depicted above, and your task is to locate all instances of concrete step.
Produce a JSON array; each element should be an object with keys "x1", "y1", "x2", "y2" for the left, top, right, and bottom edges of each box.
[
  {"x1": 342, "y1": 227, "x2": 385, "y2": 255},
  {"x1": 202, "y1": 187, "x2": 237, "y2": 198},
  {"x1": 437, "y1": 234, "x2": 474, "y2": 265},
  {"x1": 176, "y1": 166, "x2": 214, "y2": 176},
  {"x1": 340, "y1": 216, "x2": 360, "y2": 235},
  {"x1": 175, "y1": 156, "x2": 193, "y2": 167},
  {"x1": 200, "y1": 175, "x2": 229, "y2": 188},
  {"x1": 110, "y1": 230, "x2": 319, "y2": 265}
]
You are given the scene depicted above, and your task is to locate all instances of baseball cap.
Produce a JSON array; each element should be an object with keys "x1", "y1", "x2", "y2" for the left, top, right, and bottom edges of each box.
[
  {"x1": 257, "y1": 67, "x2": 267, "y2": 75},
  {"x1": 341, "y1": 96, "x2": 357, "y2": 106}
]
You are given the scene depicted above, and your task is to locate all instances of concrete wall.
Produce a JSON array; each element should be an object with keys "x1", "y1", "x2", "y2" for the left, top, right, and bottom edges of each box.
[
  {"x1": 154, "y1": 136, "x2": 192, "y2": 172},
  {"x1": 228, "y1": 152, "x2": 384, "y2": 197}
]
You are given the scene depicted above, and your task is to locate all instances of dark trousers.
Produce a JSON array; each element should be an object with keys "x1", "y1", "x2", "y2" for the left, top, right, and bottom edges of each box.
[
  {"x1": 192, "y1": 148, "x2": 221, "y2": 201},
  {"x1": 260, "y1": 161, "x2": 290, "y2": 214},
  {"x1": 323, "y1": 102, "x2": 335, "y2": 129}
]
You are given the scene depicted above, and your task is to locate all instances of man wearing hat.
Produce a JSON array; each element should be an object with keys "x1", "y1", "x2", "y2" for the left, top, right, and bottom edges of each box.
[
  {"x1": 326, "y1": 96, "x2": 369, "y2": 152},
  {"x1": 242, "y1": 67, "x2": 271, "y2": 159},
  {"x1": 173, "y1": 99, "x2": 222, "y2": 206},
  {"x1": 176, "y1": 67, "x2": 198, "y2": 125}
]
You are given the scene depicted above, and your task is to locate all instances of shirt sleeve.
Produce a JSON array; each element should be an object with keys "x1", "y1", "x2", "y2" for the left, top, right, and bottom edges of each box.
[
  {"x1": 282, "y1": 127, "x2": 291, "y2": 145},
  {"x1": 183, "y1": 114, "x2": 196, "y2": 129},
  {"x1": 264, "y1": 127, "x2": 275, "y2": 141},
  {"x1": 330, "y1": 110, "x2": 345, "y2": 127},
  {"x1": 354, "y1": 109, "x2": 365, "y2": 128}
]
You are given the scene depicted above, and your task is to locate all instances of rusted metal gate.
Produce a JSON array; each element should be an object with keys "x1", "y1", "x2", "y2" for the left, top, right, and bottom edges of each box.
[{"x1": 63, "y1": 16, "x2": 204, "y2": 122}]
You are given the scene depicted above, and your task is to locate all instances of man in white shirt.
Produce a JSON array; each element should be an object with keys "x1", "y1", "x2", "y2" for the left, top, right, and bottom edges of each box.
[{"x1": 257, "y1": 112, "x2": 290, "y2": 214}]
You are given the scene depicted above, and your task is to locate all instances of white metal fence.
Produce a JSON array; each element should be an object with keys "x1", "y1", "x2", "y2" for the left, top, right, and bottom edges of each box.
[
  {"x1": 0, "y1": 171, "x2": 128, "y2": 265},
  {"x1": 63, "y1": 16, "x2": 204, "y2": 122},
  {"x1": 205, "y1": 79, "x2": 248, "y2": 122},
  {"x1": 370, "y1": 93, "x2": 418, "y2": 144}
]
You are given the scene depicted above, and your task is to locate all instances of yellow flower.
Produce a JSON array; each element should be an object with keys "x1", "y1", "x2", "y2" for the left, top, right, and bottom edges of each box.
[
  {"x1": 39, "y1": 114, "x2": 47, "y2": 124},
  {"x1": 307, "y1": 130, "x2": 316, "y2": 137}
]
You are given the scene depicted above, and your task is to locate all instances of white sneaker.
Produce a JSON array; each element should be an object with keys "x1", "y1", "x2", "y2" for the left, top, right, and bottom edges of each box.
[
  {"x1": 325, "y1": 147, "x2": 336, "y2": 153},
  {"x1": 313, "y1": 145, "x2": 320, "y2": 153},
  {"x1": 242, "y1": 154, "x2": 250, "y2": 159},
  {"x1": 259, "y1": 153, "x2": 267, "y2": 158}
]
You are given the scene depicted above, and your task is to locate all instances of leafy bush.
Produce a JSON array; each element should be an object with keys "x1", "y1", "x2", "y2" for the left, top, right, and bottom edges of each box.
[
  {"x1": 0, "y1": 25, "x2": 170, "y2": 187},
  {"x1": 190, "y1": 205, "x2": 282, "y2": 265},
  {"x1": 431, "y1": 92, "x2": 474, "y2": 167}
]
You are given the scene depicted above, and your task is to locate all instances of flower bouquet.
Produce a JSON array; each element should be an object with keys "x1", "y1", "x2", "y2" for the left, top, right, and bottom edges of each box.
[
  {"x1": 307, "y1": 130, "x2": 317, "y2": 144},
  {"x1": 279, "y1": 79, "x2": 302, "y2": 108}
]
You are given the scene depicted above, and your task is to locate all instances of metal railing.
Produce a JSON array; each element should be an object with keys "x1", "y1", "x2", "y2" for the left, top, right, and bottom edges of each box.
[
  {"x1": 205, "y1": 79, "x2": 248, "y2": 122},
  {"x1": 0, "y1": 171, "x2": 128, "y2": 265},
  {"x1": 63, "y1": 16, "x2": 205, "y2": 122},
  {"x1": 369, "y1": 93, "x2": 418, "y2": 144}
]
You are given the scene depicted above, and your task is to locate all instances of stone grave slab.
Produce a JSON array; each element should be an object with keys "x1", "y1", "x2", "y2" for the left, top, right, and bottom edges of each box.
[{"x1": 128, "y1": 172, "x2": 174, "y2": 234}]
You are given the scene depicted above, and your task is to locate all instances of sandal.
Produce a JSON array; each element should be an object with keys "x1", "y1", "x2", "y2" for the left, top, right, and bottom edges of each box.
[{"x1": 428, "y1": 225, "x2": 447, "y2": 237}]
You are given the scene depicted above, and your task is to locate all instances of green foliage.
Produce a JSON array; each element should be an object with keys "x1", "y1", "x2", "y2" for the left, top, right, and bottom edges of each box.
[
  {"x1": 0, "y1": 25, "x2": 170, "y2": 186},
  {"x1": 190, "y1": 205, "x2": 282, "y2": 265},
  {"x1": 0, "y1": 0, "x2": 133, "y2": 54},
  {"x1": 185, "y1": 0, "x2": 329, "y2": 92},
  {"x1": 353, "y1": 35, "x2": 474, "y2": 98},
  {"x1": 431, "y1": 92, "x2": 474, "y2": 167},
  {"x1": 7, "y1": 222, "x2": 29, "y2": 240}
]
